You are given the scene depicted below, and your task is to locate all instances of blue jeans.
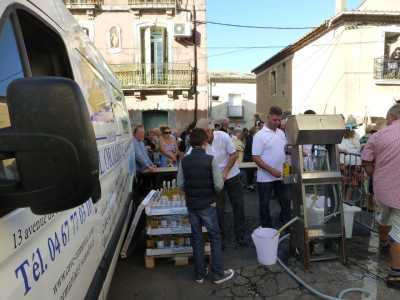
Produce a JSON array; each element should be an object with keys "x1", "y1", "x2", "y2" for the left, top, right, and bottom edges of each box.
[
  {"x1": 189, "y1": 206, "x2": 224, "y2": 278},
  {"x1": 258, "y1": 181, "x2": 291, "y2": 228}
]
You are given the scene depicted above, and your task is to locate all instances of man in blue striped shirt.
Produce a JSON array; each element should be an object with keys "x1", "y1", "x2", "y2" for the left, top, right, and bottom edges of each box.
[{"x1": 133, "y1": 124, "x2": 156, "y2": 173}]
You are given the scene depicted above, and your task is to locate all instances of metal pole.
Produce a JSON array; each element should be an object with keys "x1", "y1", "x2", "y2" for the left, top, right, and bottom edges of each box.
[{"x1": 193, "y1": 4, "x2": 198, "y2": 122}]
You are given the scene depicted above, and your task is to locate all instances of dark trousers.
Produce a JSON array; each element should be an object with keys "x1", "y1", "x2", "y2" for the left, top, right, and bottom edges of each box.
[
  {"x1": 217, "y1": 175, "x2": 245, "y2": 242},
  {"x1": 258, "y1": 181, "x2": 291, "y2": 228},
  {"x1": 246, "y1": 169, "x2": 255, "y2": 186},
  {"x1": 136, "y1": 173, "x2": 155, "y2": 199},
  {"x1": 189, "y1": 206, "x2": 224, "y2": 278}
]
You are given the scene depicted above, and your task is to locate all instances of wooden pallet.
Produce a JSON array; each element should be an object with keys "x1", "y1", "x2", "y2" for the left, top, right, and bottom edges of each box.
[{"x1": 145, "y1": 246, "x2": 211, "y2": 269}]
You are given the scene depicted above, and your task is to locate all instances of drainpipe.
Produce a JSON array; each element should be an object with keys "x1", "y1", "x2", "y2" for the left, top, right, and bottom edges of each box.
[
  {"x1": 208, "y1": 74, "x2": 212, "y2": 118},
  {"x1": 193, "y1": 4, "x2": 198, "y2": 122}
]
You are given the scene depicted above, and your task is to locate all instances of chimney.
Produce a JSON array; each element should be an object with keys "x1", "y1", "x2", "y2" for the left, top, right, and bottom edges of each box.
[{"x1": 335, "y1": 0, "x2": 347, "y2": 14}]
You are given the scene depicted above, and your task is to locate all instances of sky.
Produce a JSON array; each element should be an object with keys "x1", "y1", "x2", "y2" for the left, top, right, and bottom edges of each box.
[{"x1": 206, "y1": 0, "x2": 362, "y2": 73}]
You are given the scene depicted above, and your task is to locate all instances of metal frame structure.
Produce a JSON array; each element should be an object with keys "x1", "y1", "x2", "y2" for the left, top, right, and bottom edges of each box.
[{"x1": 285, "y1": 115, "x2": 347, "y2": 269}]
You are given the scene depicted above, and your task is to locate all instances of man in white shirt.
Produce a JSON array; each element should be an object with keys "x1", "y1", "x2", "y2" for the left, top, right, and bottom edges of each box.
[
  {"x1": 252, "y1": 106, "x2": 291, "y2": 228},
  {"x1": 195, "y1": 119, "x2": 246, "y2": 247}
]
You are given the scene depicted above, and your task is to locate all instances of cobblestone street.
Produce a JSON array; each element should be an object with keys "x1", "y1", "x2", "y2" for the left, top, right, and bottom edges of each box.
[{"x1": 108, "y1": 190, "x2": 400, "y2": 299}]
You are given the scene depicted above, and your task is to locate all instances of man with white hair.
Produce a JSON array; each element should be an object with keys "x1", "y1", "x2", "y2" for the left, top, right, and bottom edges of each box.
[
  {"x1": 194, "y1": 119, "x2": 246, "y2": 247},
  {"x1": 221, "y1": 118, "x2": 230, "y2": 133},
  {"x1": 362, "y1": 103, "x2": 400, "y2": 289}
]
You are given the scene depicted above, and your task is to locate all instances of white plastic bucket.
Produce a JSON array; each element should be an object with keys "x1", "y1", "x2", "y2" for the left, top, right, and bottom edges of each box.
[
  {"x1": 343, "y1": 204, "x2": 361, "y2": 238},
  {"x1": 251, "y1": 227, "x2": 279, "y2": 266}
]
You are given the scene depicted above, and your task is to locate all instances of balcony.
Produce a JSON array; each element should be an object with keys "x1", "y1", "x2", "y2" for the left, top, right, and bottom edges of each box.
[
  {"x1": 63, "y1": 0, "x2": 102, "y2": 9},
  {"x1": 228, "y1": 105, "x2": 244, "y2": 118},
  {"x1": 111, "y1": 63, "x2": 194, "y2": 91},
  {"x1": 128, "y1": 0, "x2": 179, "y2": 10},
  {"x1": 374, "y1": 57, "x2": 400, "y2": 83}
]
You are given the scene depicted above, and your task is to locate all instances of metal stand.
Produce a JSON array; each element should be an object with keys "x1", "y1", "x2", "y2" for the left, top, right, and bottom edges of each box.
[{"x1": 285, "y1": 115, "x2": 347, "y2": 269}]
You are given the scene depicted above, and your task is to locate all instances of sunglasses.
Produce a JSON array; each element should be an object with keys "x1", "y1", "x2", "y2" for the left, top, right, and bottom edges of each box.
[{"x1": 163, "y1": 131, "x2": 171, "y2": 134}]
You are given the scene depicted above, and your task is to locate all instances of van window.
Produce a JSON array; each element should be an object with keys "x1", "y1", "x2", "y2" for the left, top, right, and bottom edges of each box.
[
  {"x1": 16, "y1": 10, "x2": 72, "y2": 78},
  {"x1": 77, "y1": 55, "x2": 109, "y2": 114},
  {"x1": 0, "y1": 18, "x2": 24, "y2": 98},
  {"x1": 0, "y1": 17, "x2": 24, "y2": 216}
]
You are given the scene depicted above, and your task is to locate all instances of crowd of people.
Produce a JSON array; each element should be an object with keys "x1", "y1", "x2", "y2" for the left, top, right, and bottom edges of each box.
[
  {"x1": 133, "y1": 117, "x2": 279, "y2": 191},
  {"x1": 132, "y1": 103, "x2": 400, "y2": 289}
]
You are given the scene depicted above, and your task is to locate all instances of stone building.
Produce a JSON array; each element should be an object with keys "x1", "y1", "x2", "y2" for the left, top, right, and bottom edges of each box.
[
  {"x1": 64, "y1": 0, "x2": 208, "y2": 131},
  {"x1": 209, "y1": 72, "x2": 256, "y2": 129},
  {"x1": 253, "y1": 0, "x2": 400, "y2": 123}
]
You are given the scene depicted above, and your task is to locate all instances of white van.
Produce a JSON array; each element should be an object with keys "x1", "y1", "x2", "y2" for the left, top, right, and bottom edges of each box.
[{"x1": 0, "y1": 1, "x2": 135, "y2": 299}]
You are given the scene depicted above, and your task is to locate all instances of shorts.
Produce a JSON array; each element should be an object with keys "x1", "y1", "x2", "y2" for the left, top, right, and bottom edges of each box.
[{"x1": 376, "y1": 201, "x2": 400, "y2": 243}]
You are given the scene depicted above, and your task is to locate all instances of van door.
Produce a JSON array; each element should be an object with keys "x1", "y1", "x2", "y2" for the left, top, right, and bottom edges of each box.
[{"x1": 0, "y1": 7, "x2": 99, "y2": 300}]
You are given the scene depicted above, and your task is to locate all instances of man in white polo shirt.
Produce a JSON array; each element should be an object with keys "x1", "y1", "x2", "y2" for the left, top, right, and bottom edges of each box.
[
  {"x1": 252, "y1": 106, "x2": 290, "y2": 228},
  {"x1": 194, "y1": 119, "x2": 246, "y2": 247}
]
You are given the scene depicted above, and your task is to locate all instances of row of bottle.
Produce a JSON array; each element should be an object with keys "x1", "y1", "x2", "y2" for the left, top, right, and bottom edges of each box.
[
  {"x1": 152, "y1": 181, "x2": 186, "y2": 207},
  {"x1": 147, "y1": 236, "x2": 191, "y2": 249},
  {"x1": 151, "y1": 194, "x2": 186, "y2": 208},
  {"x1": 147, "y1": 215, "x2": 190, "y2": 229},
  {"x1": 147, "y1": 234, "x2": 209, "y2": 249},
  {"x1": 160, "y1": 179, "x2": 179, "y2": 199}
]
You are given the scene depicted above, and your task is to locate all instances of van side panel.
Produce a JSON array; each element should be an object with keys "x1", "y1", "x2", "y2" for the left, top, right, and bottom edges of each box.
[{"x1": 0, "y1": 1, "x2": 135, "y2": 299}]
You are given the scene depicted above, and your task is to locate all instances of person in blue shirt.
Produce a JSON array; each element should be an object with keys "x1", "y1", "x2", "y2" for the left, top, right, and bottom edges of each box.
[{"x1": 133, "y1": 124, "x2": 156, "y2": 173}]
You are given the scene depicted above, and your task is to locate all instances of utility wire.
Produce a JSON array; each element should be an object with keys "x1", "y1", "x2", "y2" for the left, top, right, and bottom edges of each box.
[
  {"x1": 196, "y1": 20, "x2": 317, "y2": 30},
  {"x1": 95, "y1": 41, "x2": 381, "y2": 51}
]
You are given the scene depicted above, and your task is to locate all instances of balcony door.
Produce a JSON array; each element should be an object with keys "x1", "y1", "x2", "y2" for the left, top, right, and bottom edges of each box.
[
  {"x1": 228, "y1": 94, "x2": 243, "y2": 118},
  {"x1": 142, "y1": 26, "x2": 168, "y2": 84}
]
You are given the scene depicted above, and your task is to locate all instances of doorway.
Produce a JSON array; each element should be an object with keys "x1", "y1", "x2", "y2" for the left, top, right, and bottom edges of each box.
[{"x1": 142, "y1": 110, "x2": 168, "y2": 132}]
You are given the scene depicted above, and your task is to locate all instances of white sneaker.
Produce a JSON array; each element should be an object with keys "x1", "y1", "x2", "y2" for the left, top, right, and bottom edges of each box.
[{"x1": 213, "y1": 269, "x2": 235, "y2": 284}]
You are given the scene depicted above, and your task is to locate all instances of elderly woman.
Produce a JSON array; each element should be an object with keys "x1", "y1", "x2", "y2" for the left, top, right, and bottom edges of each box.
[
  {"x1": 159, "y1": 126, "x2": 179, "y2": 167},
  {"x1": 145, "y1": 128, "x2": 161, "y2": 166}
]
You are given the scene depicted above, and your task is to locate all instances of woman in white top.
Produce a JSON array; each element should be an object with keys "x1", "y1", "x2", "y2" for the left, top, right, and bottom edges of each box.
[
  {"x1": 338, "y1": 118, "x2": 363, "y2": 202},
  {"x1": 338, "y1": 127, "x2": 362, "y2": 166}
]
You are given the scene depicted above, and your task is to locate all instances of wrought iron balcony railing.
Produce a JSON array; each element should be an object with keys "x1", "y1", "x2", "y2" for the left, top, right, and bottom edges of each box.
[
  {"x1": 111, "y1": 63, "x2": 194, "y2": 90},
  {"x1": 228, "y1": 105, "x2": 244, "y2": 118},
  {"x1": 63, "y1": 0, "x2": 103, "y2": 8},
  {"x1": 374, "y1": 57, "x2": 400, "y2": 80},
  {"x1": 128, "y1": 0, "x2": 178, "y2": 9}
]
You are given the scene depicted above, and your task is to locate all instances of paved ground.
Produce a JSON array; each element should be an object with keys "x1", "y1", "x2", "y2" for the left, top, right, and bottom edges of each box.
[{"x1": 108, "y1": 189, "x2": 400, "y2": 300}]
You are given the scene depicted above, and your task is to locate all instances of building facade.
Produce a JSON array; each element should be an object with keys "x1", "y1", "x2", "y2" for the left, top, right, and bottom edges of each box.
[
  {"x1": 253, "y1": 0, "x2": 400, "y2": 123},
  {"x1": 209, "y1": 72, "x2": 256, "y2": 129},
  {"x1": 64, "y1": 0, "x2": 207, "y2": 131}
]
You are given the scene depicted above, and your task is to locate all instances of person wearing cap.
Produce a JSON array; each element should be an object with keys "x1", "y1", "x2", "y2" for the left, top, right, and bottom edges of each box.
[
  {"x1": 193, "y1": 118, "x2": 246, "y2": 247},
  {"x1": 339, "y1": 116, "x2": 362, "y2": 202},
  {"x1": 362, "y1": 104, "x2": 400, "y2": 289},
  {"x1": 338, "y1": 116, "x2": 362, "y2": 165}
]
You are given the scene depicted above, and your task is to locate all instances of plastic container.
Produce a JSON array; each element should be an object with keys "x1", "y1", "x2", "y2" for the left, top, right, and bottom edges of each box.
[
  {"x1": 343, "y1": 204, "x2": 361, "y2": 238},
  {"x1": 306, "y1": 195, "x2": 327, "y2": 226},
  {"x1": 251, "y1": 227, "x2": 279, "y2": 266}
]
